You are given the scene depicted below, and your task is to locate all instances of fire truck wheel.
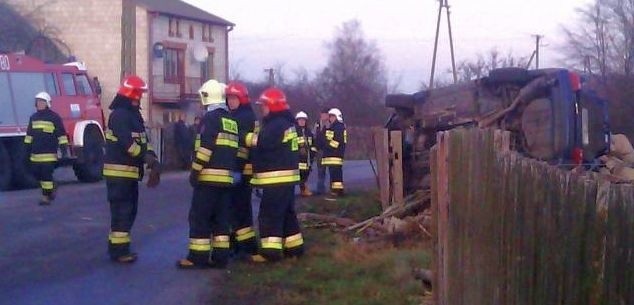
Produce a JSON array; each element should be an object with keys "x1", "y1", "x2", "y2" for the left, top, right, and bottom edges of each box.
[
  {"x1": 9, "y1": 140, "x2": 39, "y2": 189},
  {"x1": 73, "y1": 125, "x2": 104, "y2": 183},
  {"x1": 0, "y1": 142, "x2": 12, "y2": 191}
]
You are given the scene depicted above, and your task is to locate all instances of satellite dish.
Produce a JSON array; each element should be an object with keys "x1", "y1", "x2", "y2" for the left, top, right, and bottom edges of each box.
[{"x1": 192, "y1": 44, "x2": 208, "y2": 62}]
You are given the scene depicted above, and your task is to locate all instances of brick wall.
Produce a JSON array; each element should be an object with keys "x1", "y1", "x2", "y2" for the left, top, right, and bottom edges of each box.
[{"x1": 6, "y1": 0, "x2": 123, "y2": 117}]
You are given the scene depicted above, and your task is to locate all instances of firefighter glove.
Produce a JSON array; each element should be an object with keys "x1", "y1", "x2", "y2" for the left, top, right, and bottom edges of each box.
[
  {"x1": 146, "y1": 168, "x2": 161, "y2": 188},
  {"x1": 144, "y1": 154, "x2": 159, "y2": 170},
  {"x1": 231, "y1": 171, "x2": 242, "y2": 185}
]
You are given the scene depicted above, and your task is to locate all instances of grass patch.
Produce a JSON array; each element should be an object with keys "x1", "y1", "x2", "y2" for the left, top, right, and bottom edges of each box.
[
  {"x1": 219, "y1": 191, "x2": 431, "y2": 305},
  {"x1": 299, "y1": 191, "x2": 383, "y2": 221}
]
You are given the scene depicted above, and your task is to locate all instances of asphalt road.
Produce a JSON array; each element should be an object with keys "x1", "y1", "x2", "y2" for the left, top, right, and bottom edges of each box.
[{"x1": 0, "y1": 160, "x2": 375, "y2": 305}]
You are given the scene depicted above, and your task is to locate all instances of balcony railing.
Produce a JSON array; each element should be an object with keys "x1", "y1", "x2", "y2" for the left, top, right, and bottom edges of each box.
[{"x1": 151, "y1": 75, "x2": 201, "y2": 103}]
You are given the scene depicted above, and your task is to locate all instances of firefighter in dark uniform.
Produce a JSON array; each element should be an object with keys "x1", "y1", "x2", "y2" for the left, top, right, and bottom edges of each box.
[
  {"x1": 24, "y1": 92, "x2": 68, "y2": 206},
  {"x1": 322, "y1": 108, "x2": 346, "y2": 200},
  {"x1": 246, "y1": 87, "x2": 303, "y2": 262},
  {"x1": 295, "y1": 111, "x2": 316, "y2": 197},
  {"x1": 225, "y1": 81, "x2": 258, "y2": 258},
  {"x1": 178, "y1": 80, "x2": 239, "y2": 269},
  {"x1": 103, "y1": 75, "x2": 161, "y2": 264}
]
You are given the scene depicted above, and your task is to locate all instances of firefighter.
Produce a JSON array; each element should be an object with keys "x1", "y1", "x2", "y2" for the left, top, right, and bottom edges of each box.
[
  {"x1": 322, "y1": 108, "x2": 346, "y2": 200},
  {"x1": 225, "y1": 81, "x2": 258, "y2": 258},
  {"x1": 103, "y1": 75, "x2": 161, "y2": 264},
  {"x1": 24, "y1": 92, "x2": 68, "y2": 206},
  {"x1": 178, "y1": 79, "x2": 239, "y2": 269},
  {"x1": 295, "y1": 111, "x2": 316, "y2": 197},
  {"x1": 246, "y1": 87, "x2": 303, "y2": 262}
]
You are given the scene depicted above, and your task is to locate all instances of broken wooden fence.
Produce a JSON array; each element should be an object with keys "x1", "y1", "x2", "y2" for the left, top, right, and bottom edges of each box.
[{"x1": 431, "y1": 128, "x2": 633, "y2": 305}]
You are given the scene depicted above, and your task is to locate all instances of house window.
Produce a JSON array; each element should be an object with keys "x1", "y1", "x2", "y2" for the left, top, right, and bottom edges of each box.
[
  {"x1": 201, "y1": 52, "x2": 214, "y2": 81},
  {"x1": 202, "y1": 24, "x2": 213, "y2": 42},
  {"x1": 189, "y1": 25, "x2": 194, "y2": 39},
  {"x1": 164, "y1": 48, "x2": 183, "y2": 84},
  {"x1": 169, "y1": 18, "x2": 181, "y2": 37}
]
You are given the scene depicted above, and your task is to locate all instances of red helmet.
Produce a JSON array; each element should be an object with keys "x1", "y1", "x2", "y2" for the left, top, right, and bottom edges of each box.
[
  {"x1": 225, "y1": 81, "x2": 249, "y2": 104},
  {"x1": 258, "y1": 87, "x2": 289, "y2": 112},
  {"x1": 118, "y1": 75, "x2": 148, "y2": 100}
]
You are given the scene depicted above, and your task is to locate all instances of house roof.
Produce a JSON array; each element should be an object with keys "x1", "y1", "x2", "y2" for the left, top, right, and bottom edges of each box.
[{"x1": 134, "y1": 0, "x2": 234, "y2": 26}]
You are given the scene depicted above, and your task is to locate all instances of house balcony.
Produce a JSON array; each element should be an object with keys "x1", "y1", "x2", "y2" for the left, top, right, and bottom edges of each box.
[{"x1": 151, "y1": 75, "x2": 202, "y2": 104}]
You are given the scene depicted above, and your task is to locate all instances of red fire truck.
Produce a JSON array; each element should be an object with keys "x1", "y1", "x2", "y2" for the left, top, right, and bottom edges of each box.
[{"x1": 0, "y1": 53, "x2": 105, "y2": 190}]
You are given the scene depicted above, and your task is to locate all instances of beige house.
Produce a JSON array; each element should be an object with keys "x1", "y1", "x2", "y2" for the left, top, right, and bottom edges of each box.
[{"x1": 5, "y1": 0, "x2": 233, "y2": 126}]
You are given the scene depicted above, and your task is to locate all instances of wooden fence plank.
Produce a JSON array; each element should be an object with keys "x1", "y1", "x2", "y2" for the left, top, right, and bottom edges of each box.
[
  {"x1": 373, "y1": 128, "x2": 390, "y2": 209},
  {"x1": 431, "y1": 128, "x2": 633, "y2": 305}
]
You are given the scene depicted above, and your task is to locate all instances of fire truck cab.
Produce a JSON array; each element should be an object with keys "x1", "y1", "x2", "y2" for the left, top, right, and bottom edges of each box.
[{"x1": 0, "y1": 53, "x2": 105, "y2": 190}]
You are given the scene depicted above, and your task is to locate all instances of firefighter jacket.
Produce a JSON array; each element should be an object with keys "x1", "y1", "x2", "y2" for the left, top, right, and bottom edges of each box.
[
  {"x1": 24, "y1": 108, "x2": 68, "y2": 163},
  {"x1": 295, "y1": 124, "x2": 316, "y2": 170},
  {"x1": 247, "y1": 111, "x2": 300, "y2": 187},
  {"x1": 233, "y1": 104, "x2": 257, "y2": 176},
  {"x1": 322, "y1": 120, "x2": 346, "y2": 166},
  {"x1": 191, "y1": 108, "x2": 239, "y2": 187},
  {"x1": 103, "y1": 95, "x2": 155, "y2": 180}
]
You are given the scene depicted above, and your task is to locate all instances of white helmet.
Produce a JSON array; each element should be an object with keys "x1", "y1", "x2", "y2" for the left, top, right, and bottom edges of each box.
[
  {"x1": 198, "y1": 79, "x2": 226, "y2": 106},
  {"x1": 35, "y1": 91, "x2": 52, "y2": 108},
  {"x1": 328, "y1": 108, "x2": 343, "y2": 122},
  {"x1": 295, "y1": 111, "x2": 308, "y2": 120}
]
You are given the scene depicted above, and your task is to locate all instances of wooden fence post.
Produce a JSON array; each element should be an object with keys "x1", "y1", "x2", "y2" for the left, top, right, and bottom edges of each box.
[
  {"x1": 389, "y1": 130, "x2": 404, "y2": 206},
  {"x1": 373, "y1": 128, "x2": 390, "y2": 209}
]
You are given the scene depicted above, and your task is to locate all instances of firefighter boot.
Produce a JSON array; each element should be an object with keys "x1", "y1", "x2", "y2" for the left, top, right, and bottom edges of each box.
[
  {"x1": 300, "y1": 184, "x2": 313, "y2": 197},
  {"x1": 112, "y1": 253, "x2": 138, "y2": 264},
  {"x1": 38, "y1": 195, "x2": 51, "y2": 206}
]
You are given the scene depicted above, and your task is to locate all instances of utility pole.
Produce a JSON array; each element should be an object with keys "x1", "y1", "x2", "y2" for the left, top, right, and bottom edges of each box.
[
  {"x1": 533, "y1": 34, "x2": 543, "y2": 69},
  {"x1": 264, "y1": 68, "x2": 275, "y2": 86},
  {"x1": 429, "y1": 0, "x2": 458, "y2": 88}
]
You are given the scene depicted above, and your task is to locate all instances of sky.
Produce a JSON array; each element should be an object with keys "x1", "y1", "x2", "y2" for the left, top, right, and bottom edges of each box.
[{"x1": 185, "y1": 0, "x2": 593, "y2": 93}]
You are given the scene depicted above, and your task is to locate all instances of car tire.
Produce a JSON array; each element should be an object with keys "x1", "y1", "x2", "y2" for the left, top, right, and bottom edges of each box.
[
  {"x1": 488, "y1": 67, "x2": 530, "y2": 84},
  {"x1": 73, "y1": 125, "x2": 104, "y2": 183}
]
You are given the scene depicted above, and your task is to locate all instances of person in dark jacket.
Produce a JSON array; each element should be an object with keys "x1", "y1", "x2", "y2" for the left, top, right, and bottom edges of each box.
[
  {"x1": 103, "y1": 75, "x2": 161, "y2": 264},
  {"x1": 246, "y1": 87, "x2": 303, "y2": 262},
  {"x1": 178, "y1": 79, "x2": 239, "y2": 269},
  {"x1": 295, "y1": 111, "x2": 316, "y2": 197},
  {"x1": 312, "y1": 107, "x2": 330, "y2": 194},
  {"x1": 225, "y1": 81, "x2": 259, "y2": 258},
  {"x1": 322, "y1": 108, "x2": 346, "y2": 200},
  {"x1": 24, "y1": 91, "x2": 68, "y2": 206},
  {"x1": 174, "y1": 115, "x2": 193, "y2": 170}
]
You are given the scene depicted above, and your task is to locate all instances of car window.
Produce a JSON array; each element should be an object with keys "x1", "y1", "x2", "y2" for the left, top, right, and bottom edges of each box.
[
  {"x1": 0, "y1": 72, "x2": 16, "y2": 126},
  {"x1": 61, "y1": 73, "x2": 77, "y2": 96},
  {"x1": 75, "y1": 74, "x2": 93, "y2": 96},
  {"x1": 10, "y1": 72, "x2": 48, "y2": 126},
  {"x1": 45, "y1": 73, "x2": 59, "y2": 96}
]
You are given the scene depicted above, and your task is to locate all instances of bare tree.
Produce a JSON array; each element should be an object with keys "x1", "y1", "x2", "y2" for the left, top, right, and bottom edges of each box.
[
  {"x1": 316, "y1": 19, "x2": 388, "y2": 126},
  {"x1": 562, "y1": 0, "x2": 634, "y2": 77},
  {"x1": 562, "y1": 0, "x2": 634, "y2": 140}
]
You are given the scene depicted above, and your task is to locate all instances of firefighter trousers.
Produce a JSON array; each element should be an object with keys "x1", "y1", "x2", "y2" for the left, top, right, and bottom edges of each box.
[
  {"x1": 187, "y1": 185, "x2": 232, "y2": 266},
  {"x1": 258, "y1": 185, "x2": 304, "y2": 261},
  {"x1": 231, "y1": 179, "x2": 257, "y2": 255},
  {"x1": 106, "y1": 179, "x2": 139, "y2": 259},
  {"x1": 31, "y1": 162, "x2": 56, "y2": 198},
  {"x1": 328, "y1": 165, "x2": 344, "y2": 195}
]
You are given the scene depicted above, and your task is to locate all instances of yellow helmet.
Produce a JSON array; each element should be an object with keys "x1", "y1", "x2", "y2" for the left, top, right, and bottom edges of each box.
[{"x1": 198, "y1": 79, "x2": 226, "y2": 106}]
